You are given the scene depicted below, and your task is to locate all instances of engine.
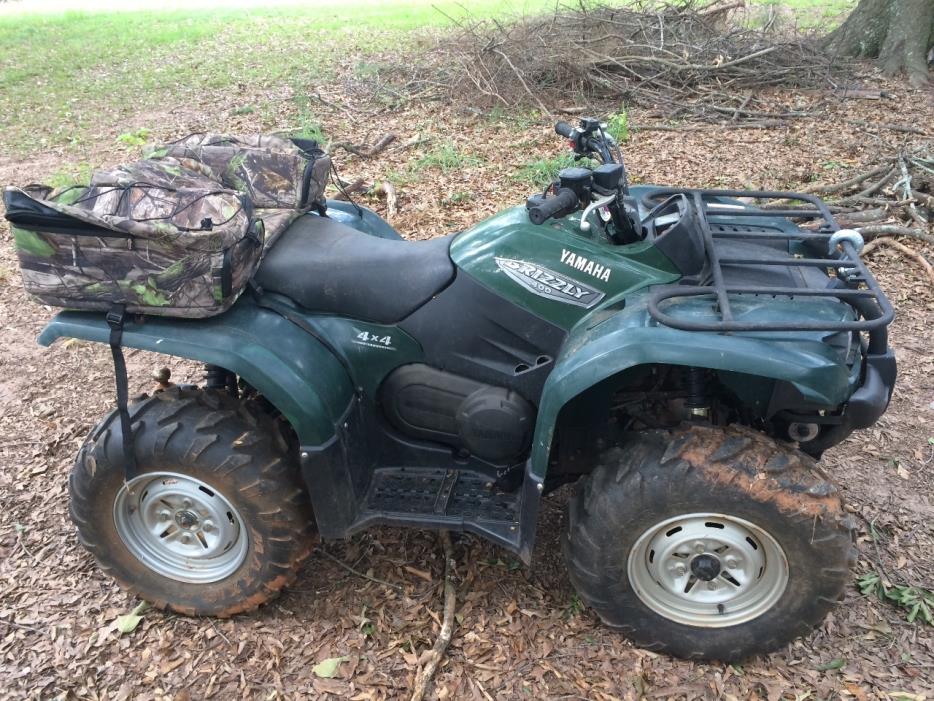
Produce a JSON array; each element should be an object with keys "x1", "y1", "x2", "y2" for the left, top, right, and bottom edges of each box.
[{"x1": 379, "y1": 364, "x2": 535, "y2": 464}]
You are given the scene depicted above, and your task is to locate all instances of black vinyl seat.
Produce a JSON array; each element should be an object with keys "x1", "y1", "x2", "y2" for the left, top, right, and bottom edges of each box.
[{"x1": 254, "y1": 214, "x2": 456, "y2": 323}]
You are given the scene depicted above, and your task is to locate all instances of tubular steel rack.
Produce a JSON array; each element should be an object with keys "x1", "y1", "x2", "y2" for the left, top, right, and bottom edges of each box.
[{"x1": 643, "y1": 188, "x2": 895, "y2": 333}]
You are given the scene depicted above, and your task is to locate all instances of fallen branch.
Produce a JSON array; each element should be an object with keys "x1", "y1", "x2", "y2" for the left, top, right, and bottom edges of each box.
[
  {"x1": 332, "y1": 133, "x2": 397, "y2": 158},
  {"x1": 857, "y1": 224, "x2": 934, "y2": 246},
  {"x1": 373, "y1": 181, "x2": 399, "y2": 219},
  {"x1": 845, "y1": 119, "x2": 927, "y2": 136},
  {"x1": 0, "y1": 618, "x2": 44, "y2": 635},
  {"x1": 835, "y1": 167, "x2": 896, "y2": 204},
  {"x1": 632, "y1": 119, "x2": 786, "y2": 132},
  {"x1": 332, "y1": 178, "x2": 369, "y2": 200},
  {"x1": 309, "y1": 91, "x2": 358, "y2": 119},
  {"x1": 493, "y1": 48, "x2": 553, "y2": 119},
  {"x1": 835, "y1": 207, "x2": 888, "y2": 225},
  {"x1": 802, "y1": 164, "x2": 890, "y2": 195},
  {"x1": 317, "y1": 548, "x2": 403, "y2": 592},
  {"x1": 393, "y1": 134, "x2": 431, "y2": 152},
  {"x1": 410, "y1": 531, "x2": 456, "y2": 701},
  {"x1": 910, "y1": 188, "x2": 934, "y2": 209},
  {"x1": 387, "y1": 3, "x2": 844, "y2": 123},
  {"x1": 697, "y1": 0, "x2": 745, "y2": 17},
  {"x1": 863, "y1": 238, "x2": 934, "y2": 286}
]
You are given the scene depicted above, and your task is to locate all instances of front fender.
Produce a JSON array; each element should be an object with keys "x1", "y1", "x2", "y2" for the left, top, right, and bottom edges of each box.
[
  {"x1": 38, "y1": 296, "x2": 355, "y2": 446},
  {"x1": 530, "y1": 300, "x2": 854, "y2": 478}
]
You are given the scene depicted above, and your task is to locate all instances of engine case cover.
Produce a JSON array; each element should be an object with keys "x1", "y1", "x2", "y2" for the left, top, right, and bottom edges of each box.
[{"x1": 379, "y1": 363, "x2": 535, "y2": 464}]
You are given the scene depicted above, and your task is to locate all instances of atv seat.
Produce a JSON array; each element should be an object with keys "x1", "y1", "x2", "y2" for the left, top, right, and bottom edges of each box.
[{"x1": 254, "y1": 213, "x2": 455, "y2": 323}]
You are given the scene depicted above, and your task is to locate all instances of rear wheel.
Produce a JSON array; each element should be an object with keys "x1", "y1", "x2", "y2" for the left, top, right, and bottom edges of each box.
[
  {"x1": 563, "y1": 425, "x2": 856, "y2": 660},
  {"x1": 70, "y1": 387, "x2": 316, "y2": 616}
]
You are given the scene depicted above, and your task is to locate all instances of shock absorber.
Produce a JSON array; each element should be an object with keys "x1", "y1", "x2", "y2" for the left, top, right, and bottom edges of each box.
[
  {"x1": 203, "y1": 365, "x2": 238, "y2": 396},
  {"x1": 684, "y1": 367, "x2": 709, "y2": 419}
]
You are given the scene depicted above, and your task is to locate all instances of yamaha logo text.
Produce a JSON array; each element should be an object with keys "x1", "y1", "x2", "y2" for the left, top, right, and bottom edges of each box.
[{"x1": 560, "y1": 249, "x2": 612, "y2": 282}]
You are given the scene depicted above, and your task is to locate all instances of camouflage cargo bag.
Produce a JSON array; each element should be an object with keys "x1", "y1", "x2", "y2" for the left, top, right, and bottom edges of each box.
[
  {"x1": 3, "y1": 134, "x2": 331, "y2": 318},
  {"x1": 151, "y1": 132, "x2": 330, "y2": 209},
  {"x1": 142, "y1": 132, "x2": 331, "y2": 253},
  {"x1": 4, "y1": 164, "x2": 260, "y2": 318}
]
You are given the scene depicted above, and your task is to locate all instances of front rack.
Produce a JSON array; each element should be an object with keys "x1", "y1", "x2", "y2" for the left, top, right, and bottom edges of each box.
[{"x1": 643, "y1": 188, "x2": 895, "y2": 334}]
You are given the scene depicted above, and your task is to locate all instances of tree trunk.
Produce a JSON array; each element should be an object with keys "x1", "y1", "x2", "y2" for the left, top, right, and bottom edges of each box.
[{"x1": 826, "y1": 0, "x2": 934, "y2": 88}]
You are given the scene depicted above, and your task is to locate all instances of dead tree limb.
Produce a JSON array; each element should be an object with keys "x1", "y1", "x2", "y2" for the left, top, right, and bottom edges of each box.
[
  {"x1": 332, "y1": 178, "x2": 369, "y2": 200},
  {"x1": 863, "y1": 237, "x2": 934, "y2": 286},
  {"x1": 373, "y1": 181, "x2": 398, "y2": 219},
  {"x1": 802, "y1": 164, "x2": 891, "y2": 195},
  {"x1": 332, "y1": 133, "x2": 397, "y2": 158},
  {"x1": 845, "y1": 119, "x2": 928, "y2": 136},
  {"x1": 410, "y1": 531, "x2": 456, "y2": 701},
  {"x1": 857, "y1": 224, "x2": 934, "y2": 246}
]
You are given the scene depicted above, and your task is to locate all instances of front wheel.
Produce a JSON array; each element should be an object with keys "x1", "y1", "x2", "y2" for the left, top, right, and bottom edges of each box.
[
  {"x1": 69, "y1": 387, "x2": 316, "y2": 617},
  {"x1": 564, "y1": 425, "x2": 856, "y2": 661}
]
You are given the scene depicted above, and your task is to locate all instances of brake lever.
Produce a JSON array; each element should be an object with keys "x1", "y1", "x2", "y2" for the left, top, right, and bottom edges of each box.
[{"x1": 579, "y1": 193, "x2": 617, "y2": 233}]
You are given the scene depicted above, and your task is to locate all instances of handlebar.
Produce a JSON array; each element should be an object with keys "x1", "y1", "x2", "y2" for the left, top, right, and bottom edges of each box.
[
  {"x1": 554, "y1": 118, "x2": 619, "y2": 166},
  {"x1": 526, "y1": 187, "x2": 579, "y2": 225},
  {"x1": 555, "y1": 121, "x2": 576, "y2": 138}
]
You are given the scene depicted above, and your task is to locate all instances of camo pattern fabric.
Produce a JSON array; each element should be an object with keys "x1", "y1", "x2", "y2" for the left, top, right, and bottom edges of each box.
[
  {"x1": 10, "y1": 221, "x2": 262, "y2": 317},
  {"x1": 5, "y1": 133, "x2": 327, "y2": 317},
  {"x1": 151, "y1": 133, "x2": 331, "y2": 210},
  {"x1": 5, "y1": 158, "x2": 261, "y2": 317}
]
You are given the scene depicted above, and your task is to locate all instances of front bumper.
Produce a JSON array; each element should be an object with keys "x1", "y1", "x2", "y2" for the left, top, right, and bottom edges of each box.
[{"x1": 847, "y1": 349, "x2": 897, "y2": 429}]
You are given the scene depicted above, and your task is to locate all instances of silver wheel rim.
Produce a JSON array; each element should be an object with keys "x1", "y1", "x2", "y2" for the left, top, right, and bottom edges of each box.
[
  {"x1": 627, "y1": 512, "x2": 788, "y2": 627},
  {"x1": 113, "y1": 472, "x2": 249, "y2": 584}
]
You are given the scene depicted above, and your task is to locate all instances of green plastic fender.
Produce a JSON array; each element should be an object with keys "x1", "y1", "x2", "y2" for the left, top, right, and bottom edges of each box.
[
  {"x1": 38, "y1": 296, "x2": 355, "y2": 446},
  {"x1": 529, "y1": 297, "x2": 857, "y2": 478}
]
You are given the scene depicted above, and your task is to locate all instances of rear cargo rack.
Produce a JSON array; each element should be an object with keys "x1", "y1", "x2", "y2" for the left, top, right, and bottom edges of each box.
[{"x1": 643, "y1": 188, "x2": 895, "y2": 333}]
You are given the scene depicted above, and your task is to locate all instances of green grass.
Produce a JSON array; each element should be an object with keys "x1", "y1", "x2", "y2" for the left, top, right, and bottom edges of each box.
[
  {"x1": 413, "y1": 142, "x2": 482, "y2": 173},
  {"x1": 0, "y1": 0, "x2": 576, "y2": 154},
  {"x1": 606, "y1": 108, "x2": 630, "y2": 143},
  {"x1": 291, "y1": 94, "x2": 328, "y2": 143},
  {"x1": 0, "y1": 0, "x2": 853, "y2": 158},
  {"x1": 513, "y1": 152, "x2": 598, "y2": 188},
  {"x1": 46, "y1": 162, "x2": 93, "y2": 189},
  {"x1": 0, "y1": 1, "x2": 564, "y2": 156}
]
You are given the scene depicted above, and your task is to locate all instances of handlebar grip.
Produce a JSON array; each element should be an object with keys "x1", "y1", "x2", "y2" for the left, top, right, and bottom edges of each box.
[
  {"x1": 554, "y1": 121, "x2": 576, "y2": 138},
  {"x1": 526, "y1": 187, "x2": 579, "y2": 225}
]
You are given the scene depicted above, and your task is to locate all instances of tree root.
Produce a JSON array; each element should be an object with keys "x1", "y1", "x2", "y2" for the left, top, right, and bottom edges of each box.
[
  {"x1": 410, "y1": 531, "x2": 456, "y2": 701},
  {"x1": 863, "y1": 237, "x2": 934, "y2": 286}
]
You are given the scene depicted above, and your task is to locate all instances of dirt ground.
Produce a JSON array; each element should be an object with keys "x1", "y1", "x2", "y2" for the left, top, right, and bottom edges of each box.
[{"x1": 1, "y1": 67, "x2": 933, "y2": 700}]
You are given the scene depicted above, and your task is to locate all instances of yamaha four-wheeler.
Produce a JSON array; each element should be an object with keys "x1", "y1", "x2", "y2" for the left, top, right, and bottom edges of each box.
[{"x1": 47, "y1": 119, "x2": 894, "y2": 660}]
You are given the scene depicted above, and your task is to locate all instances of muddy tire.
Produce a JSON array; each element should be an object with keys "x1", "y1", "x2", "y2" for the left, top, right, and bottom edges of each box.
[
  {"x1": 69, "y1": 387, "x2": 316, "y2": 617},
  {"x1": 564, "y1": 425, "x2": 856, "y2": 661}
]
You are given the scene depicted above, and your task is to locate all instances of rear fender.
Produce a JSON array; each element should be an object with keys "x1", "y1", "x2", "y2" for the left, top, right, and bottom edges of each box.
[
  {"x1": 530, "y1": 309, "x2": 853, "y2": 478},
  {"x1": 38, "y1": 297, "x2": 355, "y2": 446}
]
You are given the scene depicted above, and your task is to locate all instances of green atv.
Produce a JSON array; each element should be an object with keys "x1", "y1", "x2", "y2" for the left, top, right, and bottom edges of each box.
[{"x1": 41, "y1": 119, "x2": 894, "y2": 661}]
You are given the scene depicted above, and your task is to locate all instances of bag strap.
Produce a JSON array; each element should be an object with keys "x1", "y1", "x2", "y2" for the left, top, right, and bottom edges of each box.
[{"x1": 106, "y1": 304, "x2": 138, "y2": 480}]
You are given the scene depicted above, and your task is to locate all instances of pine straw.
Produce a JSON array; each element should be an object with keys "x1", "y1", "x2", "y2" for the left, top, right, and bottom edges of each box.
[{"x1": 389, "y1": 1, "x2": 847, "y2": 122}]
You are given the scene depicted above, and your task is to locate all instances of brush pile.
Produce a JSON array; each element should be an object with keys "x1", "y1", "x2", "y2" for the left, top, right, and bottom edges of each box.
[
  {"x1": 395, "y1": 1, "x2": 844, "y2": 122},
  {"x1": 799, "y1": 148, "x2": 934, "y2": 284},
  {"x1": 805, "y1": 149, "x2": 934, "y2": 243}
]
